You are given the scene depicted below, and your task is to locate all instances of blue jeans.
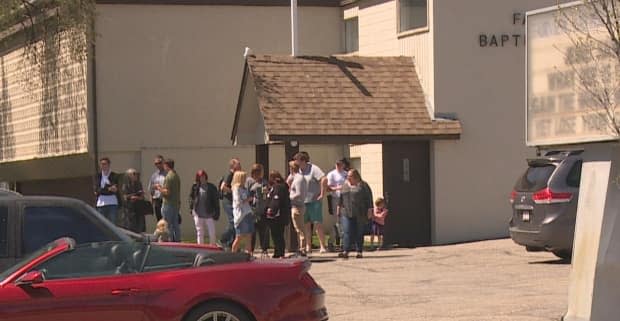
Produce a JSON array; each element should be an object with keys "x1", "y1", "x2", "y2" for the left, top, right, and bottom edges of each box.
[
  {"x1": 342, "y1": 215, "x2": 365, "y2": 253},
  {"x1": 219, "y1": 199, "x2": 235, "y2": 247},
  {"x1": 97, "y1": 205, "x2": 118, "y2": 225},
  {"x1": 162, "y1": 204, "x2": 181, "y2": 242}
]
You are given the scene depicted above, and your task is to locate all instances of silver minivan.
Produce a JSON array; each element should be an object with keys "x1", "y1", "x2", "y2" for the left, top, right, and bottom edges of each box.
[{"x1": 509, "y1": 150, "x2": 583, "y2": 260}]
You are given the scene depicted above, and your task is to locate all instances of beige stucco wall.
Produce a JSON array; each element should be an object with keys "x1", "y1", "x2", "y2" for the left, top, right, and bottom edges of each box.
[
  {"x1": 431, "y1": 0, "x2": 559, "y2": 243},
  {"x1": 95, "y1": 4, "x2": 343, "y2": 238}
]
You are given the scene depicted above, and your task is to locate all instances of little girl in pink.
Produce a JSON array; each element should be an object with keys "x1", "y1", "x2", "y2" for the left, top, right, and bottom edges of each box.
[{"x1": 371, "y1": 197, "x2": 388, "y2": 250}]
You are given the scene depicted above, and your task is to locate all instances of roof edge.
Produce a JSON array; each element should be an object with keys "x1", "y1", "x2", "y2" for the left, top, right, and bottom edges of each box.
[
  {"x1": 268, "y1": 134, "x2": 461, "y2": 144},
  {"x1": 97, "y1": 0, "x2": 341, "y2": 6},
  {"x1": 231, "y1": 59, "x2": 250, "y2": 142}
]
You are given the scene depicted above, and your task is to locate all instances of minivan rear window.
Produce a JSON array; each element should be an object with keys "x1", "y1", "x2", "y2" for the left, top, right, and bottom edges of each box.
[{"x1": 514, "y1": 165, "x2": 556, "y2": 192}]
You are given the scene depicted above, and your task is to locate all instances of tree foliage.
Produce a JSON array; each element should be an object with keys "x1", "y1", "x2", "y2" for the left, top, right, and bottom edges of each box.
[
  {"x1": 557, "y1": 0, "x2": 620, "y2": 137},
  {"x1": 0, "y1": 0, "x2": 95, "y2": 66}
]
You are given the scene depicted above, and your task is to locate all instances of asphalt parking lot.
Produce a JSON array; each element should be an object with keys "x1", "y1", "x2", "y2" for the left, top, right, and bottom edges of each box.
[{"x1": 309, "y1": 238, "x2": 570, "y2": 321}]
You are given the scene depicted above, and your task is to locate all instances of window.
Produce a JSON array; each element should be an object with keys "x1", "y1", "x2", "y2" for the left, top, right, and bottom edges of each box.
[
  {"x1": 22, "y1": 206, "x2": 112, "y2": 254},
  {"x1": 514, "y1": 165, "x2": 556, "y2": 192},
  {"x1": 344, "y1": 17, "x2": 359, "y2": 53},
  {"x1": 34, "y1": 242, "x2": 143, "y2": 280},
  {"x1": 0, "y1": 206, "x2": 7, "y2": 257},
  {"x1": 566, "y1": 161, "x2": 583, "y2": 188},
  {"x1": 399, "y1": 0, "x2": 428, "y2": 33}
]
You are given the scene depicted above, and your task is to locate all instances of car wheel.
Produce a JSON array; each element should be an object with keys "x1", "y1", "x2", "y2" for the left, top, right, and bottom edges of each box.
[
  {"x1": 185, "y1": 301, "x2": 252, "y2": 321},
  {"x1": 552, "y1": 250, "x2": 572, "y2": 260},
  {"x1": 525, "y1": 246, "x2": 543, "y2": 252}
]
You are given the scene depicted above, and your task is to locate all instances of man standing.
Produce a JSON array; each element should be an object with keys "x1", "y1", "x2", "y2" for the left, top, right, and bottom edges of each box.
[
  {"x1": 219, "y1": 158, "x2": 241, "y2": 249},
  {"x1": 94, "y1": 157, "x2": 120, "y2": 225},
  {"x1": 148, "y1": 155, "x2": 166, "y2": 222},
  {"x1": 294, "y1": 151, "x2": 328, "y2": 254},
  {"x1": 326, "y1": 158, "x2": 349, "y2": 250},
  {"x1": 159, "y1": 158, "x2": 181, "y2": 242}
]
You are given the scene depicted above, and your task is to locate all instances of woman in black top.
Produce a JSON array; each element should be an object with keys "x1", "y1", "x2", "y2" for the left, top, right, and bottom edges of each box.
[
  {"x1": 265, "y1": 170, "x2": 291, "y2": 258},
  {"x1": 189, "y1": 170, "x2": 220, "y2": 245},
  {"x1": 121, "y1": 169, "x2": 146, "y2": 233},
  {"x1": 338, "y1": 169, "x2": 373, "y2": 259}
]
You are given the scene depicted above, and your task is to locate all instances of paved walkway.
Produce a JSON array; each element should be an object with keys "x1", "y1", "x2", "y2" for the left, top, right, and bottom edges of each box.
[{"x1": 310, "y1": 238, "x2": 570, "y2": 321}]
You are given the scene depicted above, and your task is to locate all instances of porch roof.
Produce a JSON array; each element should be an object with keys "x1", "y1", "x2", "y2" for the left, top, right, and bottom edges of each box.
[{"x1": 232, "y1": 54, "x2": 461, "y2": 145}]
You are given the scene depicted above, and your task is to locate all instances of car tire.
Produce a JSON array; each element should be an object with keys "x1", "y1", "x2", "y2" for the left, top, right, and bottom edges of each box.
[
  {"x1": 552, "y1": 250, "x2": 572, "y2": 260},
  {"x1": 525, "y1": 246, "x2": 543, "y2": 252},
  {"x1": 184, "y1": 301, "x2": 252, "y2": 321}
]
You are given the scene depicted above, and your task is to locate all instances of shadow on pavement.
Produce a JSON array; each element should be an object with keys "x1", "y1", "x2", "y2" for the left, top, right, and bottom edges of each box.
[{"x1": 308, "y1": 254, "x2": 412, "y2": 262}]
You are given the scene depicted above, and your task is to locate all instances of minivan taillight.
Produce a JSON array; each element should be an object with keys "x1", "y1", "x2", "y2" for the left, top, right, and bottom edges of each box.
[
  {"x1": 510, "y1": 190, "x2": 517, "y2": 204},
  {"x1": 532, "y1": 188, "x2": 573, "y2": 204}
]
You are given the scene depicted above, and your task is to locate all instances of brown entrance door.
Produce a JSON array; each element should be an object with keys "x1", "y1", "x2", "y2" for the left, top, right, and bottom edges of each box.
[{"x1": 382, "y1": 141, "x2": 431, "y2": 247}]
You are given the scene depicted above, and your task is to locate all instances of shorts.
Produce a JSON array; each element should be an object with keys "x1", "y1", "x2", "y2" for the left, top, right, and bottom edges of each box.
[
  {"x1": 304, "y1": 201, "x2": 323, "y2": 223},
  {"x1": 372, "y1": 221, "x2": 384, "y2": 236},
  {"x1": 235, "y1": 214, "x2": 255, "y2": 235}
]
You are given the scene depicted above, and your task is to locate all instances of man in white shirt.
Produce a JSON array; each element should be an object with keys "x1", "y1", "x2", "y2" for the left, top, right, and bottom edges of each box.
[
  {"x1": 294, "y1": 151, "x2": 329, "y2": 254},
  {"x1": 94, "y1": 157, "x2": 120, "y2": 225},
  {"x1": 147, "y1": 155, "x2": 166, "y2": 222},
  {"x1": 326, "y1": 158, "x2": 349, "y2": 249}
]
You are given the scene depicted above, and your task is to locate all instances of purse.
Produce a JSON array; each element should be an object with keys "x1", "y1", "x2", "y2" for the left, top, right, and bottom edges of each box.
[{"x1": 134, "y1": 199, "x2": 154, "y2": 216}]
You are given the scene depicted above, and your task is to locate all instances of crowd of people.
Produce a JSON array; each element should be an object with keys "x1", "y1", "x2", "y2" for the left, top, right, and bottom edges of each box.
[{"x1": 93, "y1": 151, "x2": 389, "y2": 259}]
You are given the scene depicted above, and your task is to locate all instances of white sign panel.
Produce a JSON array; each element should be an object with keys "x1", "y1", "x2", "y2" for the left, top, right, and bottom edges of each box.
[{"x1": 526, "y1": 3, "x2": 619, "y2": 146}]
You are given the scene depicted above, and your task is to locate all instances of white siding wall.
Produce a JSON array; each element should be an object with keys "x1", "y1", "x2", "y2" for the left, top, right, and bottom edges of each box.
[
  {"x1": 0, "y1": 34, "x2": 88, "y2": 164},
  {"x1": 357, "y1": 1, "x2": 399, "y2": 56},
  {"x1": 349, "y1": 144, "x2": 383, "y2": 199}
]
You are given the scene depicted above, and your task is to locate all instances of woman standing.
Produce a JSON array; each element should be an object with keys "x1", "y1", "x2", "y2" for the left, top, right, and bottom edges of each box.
[
  {"x1": 338, "y1": 169, "x2": 373, "y2": 259},
  {"x1": 232, "y1": 171, "x2": 255, "y2": 254},
  {"x1": 189, "y1": 170, "x2": 220, "y2": 245},
  {"x1": 121, "y1": 168, "x2": 146, "y2": 233},
  {"x1": 247, "y1": 164, "x2": 270, "y2": 256},
  {"x1": 265, "y1": 170, "x2": 290, "y2": 258}
]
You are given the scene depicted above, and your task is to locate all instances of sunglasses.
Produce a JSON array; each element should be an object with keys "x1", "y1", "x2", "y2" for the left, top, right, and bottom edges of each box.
[{"x1": 154, "y1": 162, "x2": 162, "y2": 165}]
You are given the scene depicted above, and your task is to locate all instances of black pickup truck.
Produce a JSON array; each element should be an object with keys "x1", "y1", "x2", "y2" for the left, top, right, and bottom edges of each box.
[{"x1": 0, "y1": 190, "x2": 131, "y2": 272}]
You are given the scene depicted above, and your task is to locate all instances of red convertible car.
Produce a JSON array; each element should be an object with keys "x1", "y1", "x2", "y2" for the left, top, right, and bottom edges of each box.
[{"x1": 0, "y1": 238, "x2": 328, "y2": 321}]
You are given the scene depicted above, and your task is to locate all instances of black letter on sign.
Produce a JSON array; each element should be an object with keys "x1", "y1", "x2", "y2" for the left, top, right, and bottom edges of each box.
[
  {"x1": 489, "y1": 35, "x2": 498, "y2": 47},
  {"x1": 479, "y1": 34, "x2": 488, "y2": 47},
  {"x1": 513, "y1": 34, "x2": 521, "y2": 47},
  {"x1": 513, "y1": 13, "x2": 521, "y2": 25},
  {"x1": 501, "y1": 35, "x2": 510, "y2": 47}
]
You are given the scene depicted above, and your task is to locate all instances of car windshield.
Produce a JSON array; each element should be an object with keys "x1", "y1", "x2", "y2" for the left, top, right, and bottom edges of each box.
[
  {"x1": 514, "y1": 164, "x2": 556, "y2": 192},
  {"x1": 0, "y1": 239, "x2": 63, "y2": 282}
]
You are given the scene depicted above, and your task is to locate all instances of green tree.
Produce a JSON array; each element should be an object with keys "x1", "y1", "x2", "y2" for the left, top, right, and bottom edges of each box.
[{"x1": 0, "y1": 0, "x2": 95, "y2": 66}]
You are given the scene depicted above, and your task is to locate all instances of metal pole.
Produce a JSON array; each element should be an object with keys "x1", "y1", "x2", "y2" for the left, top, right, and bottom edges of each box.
[{"x1": 291, "y1": 0, "x2": 298, "y2": 56}]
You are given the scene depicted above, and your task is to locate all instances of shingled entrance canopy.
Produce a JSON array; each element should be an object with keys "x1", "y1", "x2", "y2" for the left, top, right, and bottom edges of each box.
[{"x1": 232, "y1": 54, "x2": 461, "y2": 145}]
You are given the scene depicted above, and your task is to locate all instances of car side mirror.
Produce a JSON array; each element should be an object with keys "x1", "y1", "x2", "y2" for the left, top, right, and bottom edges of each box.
[{"x1": 16, "y1": 270, "x2": 44, "y2": 286}]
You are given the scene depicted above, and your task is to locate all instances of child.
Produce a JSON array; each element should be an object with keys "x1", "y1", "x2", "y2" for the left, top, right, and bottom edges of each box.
[
  {"x1": 370, "y1": 197, "x2": 388, "y2": 250},
  {"x1": 154, "y1": 219, "x2": 170, "y2": 242},
  {"x1": 231, "y1": 171, "x2": 255, "y2": 255}
]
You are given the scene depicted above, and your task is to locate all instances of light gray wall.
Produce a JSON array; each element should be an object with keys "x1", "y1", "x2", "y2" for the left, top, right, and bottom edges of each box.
[
  {"x1": 431, "y1": 0, "x2": 560, "y2": 243},
  {"x1": 94, "y1": 4, "x2": 343, "y2": 237}
]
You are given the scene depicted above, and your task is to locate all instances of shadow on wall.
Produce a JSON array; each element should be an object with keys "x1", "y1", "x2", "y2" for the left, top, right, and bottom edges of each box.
[
  {"x1": 38, "y1": 33, "x2": 86, "y2": 156},
  {"x1": 0, "y1": 56, "x2": 16, "y2": 162}
]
